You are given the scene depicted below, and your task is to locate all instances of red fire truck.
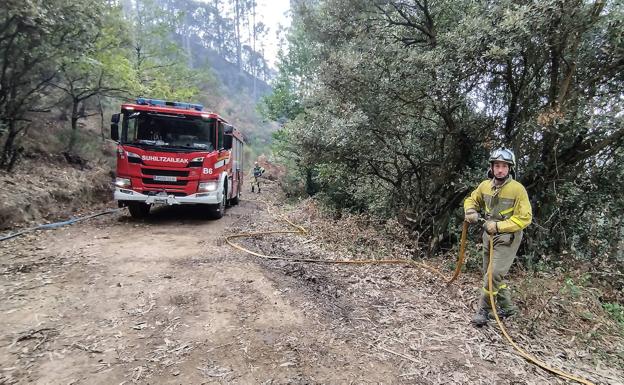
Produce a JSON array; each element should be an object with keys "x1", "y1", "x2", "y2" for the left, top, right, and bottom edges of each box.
[{"x1": 110, "y1": 98, "x2": 245, "y2": 219}]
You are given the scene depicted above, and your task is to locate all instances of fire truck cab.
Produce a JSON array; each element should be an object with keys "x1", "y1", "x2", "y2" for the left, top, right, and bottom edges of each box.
[{"x1": 110, "y1": 98, "x2": 244, "y2": 219}]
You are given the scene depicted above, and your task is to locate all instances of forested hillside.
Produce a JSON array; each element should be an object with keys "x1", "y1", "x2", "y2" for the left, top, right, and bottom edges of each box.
[
  {"x1": 0, "y1": 0, "x2": 276, "y2": 171},
  {"x1": 263, "y1": 0, "x2": 623, "y2": 300}
]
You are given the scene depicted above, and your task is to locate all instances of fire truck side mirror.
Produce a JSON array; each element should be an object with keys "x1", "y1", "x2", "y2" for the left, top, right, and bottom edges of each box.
[
  {"x1": 223, "y1": 134, "x2": 233, "y2": 150},
  {"x1": 110, "y1": 113, "x2": 120, "y2": 141}
]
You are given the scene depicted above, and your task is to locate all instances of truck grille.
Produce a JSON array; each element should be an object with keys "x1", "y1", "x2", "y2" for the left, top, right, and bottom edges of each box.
[
  {"x1": 142, "y1": 168, "x2": 189, "y2": 177},
  {"x1": 145, "y1": 190, "x2": 188, "y2": 197},
  {"x1": 142, "y1": 178, "x2": 188, "y2": 186}
]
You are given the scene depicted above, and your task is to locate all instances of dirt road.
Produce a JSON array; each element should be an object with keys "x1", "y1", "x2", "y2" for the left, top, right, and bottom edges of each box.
[{"x1": 0, "y1": 195, "x2": 620, "y2": 384}]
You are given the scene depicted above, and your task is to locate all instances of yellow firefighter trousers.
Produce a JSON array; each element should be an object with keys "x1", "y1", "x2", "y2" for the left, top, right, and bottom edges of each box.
[
  {"x1": 251, "y1": 176, "x2": 261, "y2": 191},
  {"x1": 478, "y1": 230, "x2": 523, "y2": 309}
]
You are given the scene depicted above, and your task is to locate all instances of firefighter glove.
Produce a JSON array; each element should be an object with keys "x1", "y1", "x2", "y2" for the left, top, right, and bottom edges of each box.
[
  {"x1": 464, "y1": 209, "x2": 479, "y2": 224},
  {"x1": 484, "y1": 220, "x2": 498, "y2": 235}
]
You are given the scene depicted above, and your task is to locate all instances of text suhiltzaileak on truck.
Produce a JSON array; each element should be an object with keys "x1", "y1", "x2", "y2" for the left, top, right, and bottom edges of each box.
[{"x1": 110, "y1": 98, "x2": 245, "y2": 219}]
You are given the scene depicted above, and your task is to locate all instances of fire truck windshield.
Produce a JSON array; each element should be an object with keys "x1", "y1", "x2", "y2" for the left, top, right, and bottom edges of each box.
[{"x1": 122, "y1": 111, "x2": 215, "y2": 151}]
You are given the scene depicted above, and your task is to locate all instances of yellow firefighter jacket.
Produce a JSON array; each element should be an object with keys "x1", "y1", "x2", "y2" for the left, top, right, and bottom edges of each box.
[{"x1": 464, "y1": 178, "x2": 532, "y2": 233}]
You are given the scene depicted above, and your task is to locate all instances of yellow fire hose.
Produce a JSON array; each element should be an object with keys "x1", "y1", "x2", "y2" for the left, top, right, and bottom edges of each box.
[
  {"x1": 225, "y1": 199, "x2": 462, "y2": 283},
  {"x1": 226, "y1": 199, "x2": 597, "y2": 384},
  {"x1": 486, "y1": 235, "x2": 596, "y2": 385}
]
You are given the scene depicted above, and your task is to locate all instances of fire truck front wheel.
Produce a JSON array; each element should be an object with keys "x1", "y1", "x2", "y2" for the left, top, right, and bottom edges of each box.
[
  {"x1": 229, "y1": 189, "x2": 240, "y2": 206},
  {"x1": 209, "y1": 190, "x2": 227, "y2": 219},
  {"x1": 128, "y1": 202, "x2": 151, "y2": 219}
]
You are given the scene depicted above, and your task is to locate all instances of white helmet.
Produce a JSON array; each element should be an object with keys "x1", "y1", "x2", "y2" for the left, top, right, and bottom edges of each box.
[
  {"x1": 489, "y1": 147, "x2": 516, "y2": 167},
  {"x1": 488, "y1": 147, "x2": 516, "y2": 179}
]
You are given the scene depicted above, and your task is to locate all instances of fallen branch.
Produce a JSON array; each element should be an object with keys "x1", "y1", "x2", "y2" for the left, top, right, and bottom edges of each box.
[
  {"x1": 378, "y1": 345, "x2": 421, "y2": 364},
  {"x1": 10, "y1": 327, "x2": 54, "y2": 348},
  {"x1": 206, "y1": 342, "x2": 235, "y2": 353},
  {"x1": 71, "y1": 342, "x2": 104, "y2": 354},
  {"x1": 139, "y1": 302, "x2": 155, "y2": 315}
]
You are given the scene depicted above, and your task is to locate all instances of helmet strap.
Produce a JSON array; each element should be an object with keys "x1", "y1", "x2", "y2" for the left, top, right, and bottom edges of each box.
[{"x1": 494, "y1": 175, "x2": 508, "y2": 182}]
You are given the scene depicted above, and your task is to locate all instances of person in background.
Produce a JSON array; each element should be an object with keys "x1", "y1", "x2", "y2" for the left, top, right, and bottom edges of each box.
[{"x1": 251, "y1": 162, "x2": 265, "y2": 193}]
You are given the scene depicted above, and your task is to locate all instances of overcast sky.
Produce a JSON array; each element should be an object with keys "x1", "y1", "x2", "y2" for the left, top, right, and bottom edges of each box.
[{"x1": 255, "y1": 0, "x2": 291, "y2": 68}]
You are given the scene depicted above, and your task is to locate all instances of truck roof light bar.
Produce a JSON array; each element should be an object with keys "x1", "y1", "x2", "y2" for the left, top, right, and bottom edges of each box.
[{"x1": 136, "y1": 98, "x2": 204, "y2": 111}]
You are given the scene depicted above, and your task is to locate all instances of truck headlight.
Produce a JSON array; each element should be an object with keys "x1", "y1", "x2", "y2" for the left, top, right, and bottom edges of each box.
[
  {"x1": 189, "y1": 156, "x2": 204, "y2": 167},
  {"x1": 198, "y1": 180, "x2": 219, "y2": 192},
  {"x1": 115, "y1": 177, "x2": 131, "y2": 188},
  {"x1": 126, "y1": 151, "x2": 142, "y2": 164}
]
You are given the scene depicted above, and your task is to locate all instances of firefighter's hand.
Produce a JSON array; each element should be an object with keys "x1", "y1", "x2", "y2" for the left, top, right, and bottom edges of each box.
[
  {"x1": 464, "y1": 209, "x2": 479, "y2": 224},
  {"x1": 484, "y1": 220, "x2": 498, "y2": 235}
]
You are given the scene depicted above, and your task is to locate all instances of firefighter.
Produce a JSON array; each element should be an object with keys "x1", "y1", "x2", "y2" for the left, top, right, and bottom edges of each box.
[
  {"x1": 463, "y1": 147, "x2": 532, "y2": 327},
  {"x1": 251, "y1": 162, "x2": 265, "y2": 193}
]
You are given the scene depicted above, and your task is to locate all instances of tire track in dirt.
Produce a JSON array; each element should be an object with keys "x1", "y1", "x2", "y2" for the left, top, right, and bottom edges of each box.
[
  {"x1": 1, "y1": 191, "x2": 619, "y2": 384},
  {"x1": 0, "y1": 199, "x2": 397, "y2": 385}
]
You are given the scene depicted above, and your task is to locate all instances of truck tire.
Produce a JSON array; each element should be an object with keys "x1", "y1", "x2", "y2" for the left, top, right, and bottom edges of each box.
[
  {"x1": 210, "y1": 189, "x2": 226, "y2": 219},
  {"x1": 229, "y1": 189, "x2": 240, "y2": 206},
  {"x1": 128, "y1": 202, "x2": 150, "y2": 218}
]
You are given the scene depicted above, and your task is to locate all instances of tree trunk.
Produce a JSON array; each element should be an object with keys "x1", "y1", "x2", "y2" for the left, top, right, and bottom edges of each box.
[
  {"x1": 184, "y1": 12, "x2": 193, "y2": 68},
  {"x1": 252, "y1": 0, "x2": 257, "y2": 99},
  {"x1": 98, "y1": 96, "x2": 105, "y2": 141},
  {"x1": 234, "y1": 0, "x2": 242, "y2": 71},
  {"x1": 214, "y1": 0, "x2": 223, "y2": 56},
  {"x1": 1, "y1": 120, "x2": 20, "y2": 171},
  {"x1": 68, "y1": 99, "x2": 80, "y2": 152},
  {"x1": 185, "y1": 35, "x2": 193, "y2": 68}
]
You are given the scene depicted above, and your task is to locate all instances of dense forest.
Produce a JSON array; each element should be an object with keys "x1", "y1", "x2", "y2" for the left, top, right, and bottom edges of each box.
[
  {"x1": 263, "y1": 0, "x2": 623, "y2": 278},
  {"x1": 0, "y1": 0, "x2": 276, "y2": 171}
]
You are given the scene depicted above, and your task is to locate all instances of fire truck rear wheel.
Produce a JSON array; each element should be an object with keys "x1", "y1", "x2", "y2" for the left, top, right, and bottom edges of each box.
[{"x1": 128, "y1": 202, "x2": 150, "y2": 218}]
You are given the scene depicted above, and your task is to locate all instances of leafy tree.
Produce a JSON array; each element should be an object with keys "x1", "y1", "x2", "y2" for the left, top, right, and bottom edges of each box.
[
  {"x1": 268, "y1": 0, "x2": 624, "y2": 264},
  {"x1": 125, "y1": 0, "x2": 200, "y2": 100},
  {"x1": 262, "y1": 16, "x2": 316, "y2": 122},
  {"x1": 261, "y1": 14, "x2": 322, "y2": 194},
  {"x1": 49, "y1": 5, "x2": 138, "y2": 152},
  {"x1": 0, "y1": 0, "x2": 106, "y2": 170}
]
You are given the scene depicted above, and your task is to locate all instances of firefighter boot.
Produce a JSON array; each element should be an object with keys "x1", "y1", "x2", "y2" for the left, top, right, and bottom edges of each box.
[
  {"x1": 251, "y1": 185, "x2": 255, "y2": 193},
  {"x1": 496, "y1": 286, "x2": 518, "y2": 319},
  {"x1": 472, "y1": 307, "x2": 490, "y2": 327},
  {"x1": 471, "y1": 295, "x2": 492, "y2": 327}
]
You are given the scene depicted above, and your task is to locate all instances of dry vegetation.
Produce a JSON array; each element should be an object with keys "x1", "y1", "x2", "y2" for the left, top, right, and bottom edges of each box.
[
  {"x1": 235, "y1": 184, "x2": 624, "y2": 384},
  {"x1": 0, "y1": 116, "x2": 114, "y2": 230},
  {"x1": 0, "y1": 172, "x2": 622, "y2": 385},
  {"x1": 0, "y1": 37, "x2": 619, "y2": 385}
]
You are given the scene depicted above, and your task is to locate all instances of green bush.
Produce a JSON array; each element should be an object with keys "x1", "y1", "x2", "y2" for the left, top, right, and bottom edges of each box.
[
  {"x1": 265, "y1": 0, "x2": 624, "y2": 271},
  {"x1": 603, "y1": 302, "x2": 624, "y2": 328}
]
